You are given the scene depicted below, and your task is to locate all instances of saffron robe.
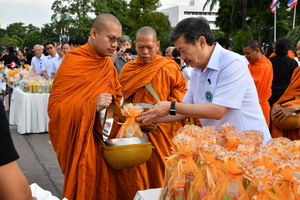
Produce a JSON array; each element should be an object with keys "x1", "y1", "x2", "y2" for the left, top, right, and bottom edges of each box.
[
  {"x1": 48, "y1": 43, "x2": 123, "y2": 200},
  {"x1": 119, "y1": 56, "x2": 187, "y2": 196},
  {"x1": 271, "y1": 67, "x2": 300, "y2": 140},
  {"x1": 248, "y1": 55, "x2": 273, "y2": 127}
]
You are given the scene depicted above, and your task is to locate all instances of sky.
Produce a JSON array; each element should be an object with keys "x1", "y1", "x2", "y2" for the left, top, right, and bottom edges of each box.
[{"x1": 0, "y1": 0, "x2": 189, "y2": 29}]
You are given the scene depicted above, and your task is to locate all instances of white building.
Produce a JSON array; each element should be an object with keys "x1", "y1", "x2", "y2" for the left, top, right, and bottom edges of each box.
[{"x1": 159, "y1": 0, "x2": 219, "y2": 30}]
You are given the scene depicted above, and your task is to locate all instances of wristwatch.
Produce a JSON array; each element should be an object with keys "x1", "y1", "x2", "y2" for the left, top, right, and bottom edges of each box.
[{"x1": 169, "y1": 101, "x2": 176, "y2": 115}]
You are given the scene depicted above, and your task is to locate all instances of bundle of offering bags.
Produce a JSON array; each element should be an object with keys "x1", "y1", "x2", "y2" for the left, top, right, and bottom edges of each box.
[{"x1": 160, "y1": 123, "x2": 300, "y2": 200}]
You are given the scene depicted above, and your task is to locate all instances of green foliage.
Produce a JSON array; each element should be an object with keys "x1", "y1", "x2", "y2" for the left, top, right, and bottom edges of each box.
[
  {"x1": 92, "y1": 0, "x2": 129, "y2": 31},
  {"x1": 286, "y1": 26, "x2": 300, "y2": 52},
  {"x1": 211, "y1": 0, "x2": 298, "y2": 46},
  {"x1": 6, "y1": 22, "x2": 26, "y2": 39},
  {"x1": 51, "y1": 0, "x2": 93, "y2": 38},
  {"x1": 0, "y1": 34, "x2": 19, "y2": 48},
  {"x1": 41, "y1": 23, "x2": 59, "y2": 43},
  {"x1": 125, "y1": 0, "x2": 170, "y2": 50},
  {"x1": 12, "y1": 35, "x2": 24, "y2": 48},
  {"x1": 232, "y1": 29, "x2": 252, "y2": 54},
  {"x1": 23, "y1": 31, "x2": 45, "y2": 48}
]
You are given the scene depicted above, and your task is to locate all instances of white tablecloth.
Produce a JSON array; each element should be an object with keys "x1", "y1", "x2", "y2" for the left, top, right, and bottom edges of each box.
[{"x1": 9, "y1": 88, "x2": 50, "y2": 134}]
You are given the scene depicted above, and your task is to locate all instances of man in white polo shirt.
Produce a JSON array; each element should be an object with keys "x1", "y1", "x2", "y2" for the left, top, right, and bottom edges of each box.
[
  {"x1": 31, "y1": 44, "x2": 45, "y2": 75},
  {"x1": 41, "y1": 42, "x2": 60, "y2": 80},
  {"x1": 138, "y1": 17, "x2": 271, "y2": 143}
]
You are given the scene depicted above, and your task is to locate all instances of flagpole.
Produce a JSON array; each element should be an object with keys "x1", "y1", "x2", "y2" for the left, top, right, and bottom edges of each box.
[
  {"x1": 292, "y1": 5, "x2": 297, "y2": 29},
  {"x1": 274, "y1": 9, "x2": 277, "y2": 42}
]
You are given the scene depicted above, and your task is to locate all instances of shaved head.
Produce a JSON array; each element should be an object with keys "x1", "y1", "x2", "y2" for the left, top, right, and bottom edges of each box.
[
  {"x1": 92, "y1": 13, "x2": 121, "y2": 32},
  {"x1": 244, "y1": 39, "x2": 261, "y2": 50},
  {"x1": 136, "y1": 26, "x2": 157, "y2": 42}
]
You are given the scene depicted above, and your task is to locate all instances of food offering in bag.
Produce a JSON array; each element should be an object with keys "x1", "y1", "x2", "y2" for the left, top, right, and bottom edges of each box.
[
  {"x1": 213, "y1": 151, "x2": 252, "y2": 200},
  {"x1": 244, "y1": 166, "x2": 281, "y2": 200},
  {"x1": 160, "y1": 132, "x2": 198, "y2": 200},
  {"x1": 116, "y1": 103, "x2": 144, "y2": 138}
]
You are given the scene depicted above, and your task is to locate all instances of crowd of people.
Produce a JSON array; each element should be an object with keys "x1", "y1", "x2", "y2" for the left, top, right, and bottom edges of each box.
[{"x1": 1, "y1": 13, "x2": 300, "y2": 200}]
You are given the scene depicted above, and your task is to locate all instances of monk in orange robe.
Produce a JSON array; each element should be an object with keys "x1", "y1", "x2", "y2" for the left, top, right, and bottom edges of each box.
[
  {"x1": 243, "y1": 39, "x2": 273, "y2": 127},
  {"x1": 119, "y1": 26, "x2": 187, "y2": 192},
  {"x1": 271, "y1": 66, "x2": 300, "y2": 140},
  {"x1": 48, "y1": 14, "x2": 126, "y2": 200}
]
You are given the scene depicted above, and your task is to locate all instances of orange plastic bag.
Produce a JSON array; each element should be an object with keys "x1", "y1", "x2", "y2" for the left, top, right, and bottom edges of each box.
[
  {"x1": 160, "y1": 133, "x2": 198, "y2": 200},
  {"x1": 244, "y1": 166, "x2": 281, "y2": 200},
  {"x1": 213, "y1": 151, "x2": 251, "y2": 200},
  {"x1": 116, "y1": 103, "x2": 144, "y2": 138}
]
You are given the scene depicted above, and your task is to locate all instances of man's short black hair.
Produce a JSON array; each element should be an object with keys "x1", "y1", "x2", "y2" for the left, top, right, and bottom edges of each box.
[
  {"x1": 8, "y1": 47, "x2": 14, "y2": 54},
  {"x1": 275, "y1": 38, "x2": 290, "y2": 56},
  {"x1": 76, "y1": 36, "x2": 88, "y2": 45},
  {"x1": 45, "y1": 41, "x2": 55, "y2": 47},
  {"x1": 169, "y1": 17, "x2": 214, "y2": 45},
  {"x1": 215, "y1": 38, "x2": 230, "y2": 49}
]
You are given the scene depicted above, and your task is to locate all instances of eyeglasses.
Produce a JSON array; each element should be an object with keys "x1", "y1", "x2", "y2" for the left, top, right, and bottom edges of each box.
[{"x1": 94, "y1": 29, "x2": 119, "y2": 43}]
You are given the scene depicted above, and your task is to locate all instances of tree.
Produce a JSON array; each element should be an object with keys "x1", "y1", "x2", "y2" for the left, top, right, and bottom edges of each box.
[
  {"x1": 41, "y1": 23, "x2": 59, "y2": 43},
  {"x1": 51, "y1": 0, "x2": 93, "y2": 38},
  {"x1": 23, "y1": 31, "x2": 45, "y2": 48},
  {"x1": 125, "y1": 0, "x2": 171, "y2": 50},
  {"x1": 92, "y1": 0, "x2": 129, "y2": 32},
  {"x1": 6, "y1": 22, "x2": 26, "y2": 39},
  {"x1": 0, "y1": 34, "x2": 19, "y2": 48},
  {"x1": 286, "y1": 25, "x2": 300, "y2": 52}
]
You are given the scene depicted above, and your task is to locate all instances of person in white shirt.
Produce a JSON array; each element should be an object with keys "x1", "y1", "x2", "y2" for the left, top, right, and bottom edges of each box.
[
  {"x1": 30, "y1": 44, "x2": 45, "y2": 74},
  {"x1": 51, "y1": 43, "x2": 64, "y2": 79},
  {"x1": 41, "y1": 42, "x2": 60, "y2": 80},
  {"x1": 138, "y1": 17, "x2": 271, "y2": 143},
  {"x1": 295, "y1": 41, "x2": 300, "y2": 66}
]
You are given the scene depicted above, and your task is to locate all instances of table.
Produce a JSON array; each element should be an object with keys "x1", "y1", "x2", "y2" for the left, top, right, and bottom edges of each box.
[{"x1": 9, "y1": 88, "x2": 50, "y2": 134}]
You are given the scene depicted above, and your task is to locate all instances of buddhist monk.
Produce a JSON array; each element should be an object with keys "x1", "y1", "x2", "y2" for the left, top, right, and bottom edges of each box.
[
  {"x1": 243, "y1": 39, "x2": 273, "y2": 127},
  {"x1": 119, "y1": 26, "x2": 187, "y2": 192},
  {"x1": 48, "y1": 14, "x2": 124, "y2": 199},
  {"x1": 295, "y1": 40, "x2": 300, "y2": 66},
  {"x1": 271, "y1": 66, "x2": 300, "y2": 140}
]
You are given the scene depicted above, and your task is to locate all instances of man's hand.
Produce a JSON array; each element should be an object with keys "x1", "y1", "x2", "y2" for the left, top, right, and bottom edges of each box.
[
  {"x1": 116, "y1": 47, "x2": 126, "y2": 56},
  {"x1": 96, "y1": 93, "x2": 113, "y2": 112},
  {"x1": 137, "y1": 101, "x2": 171, "y2": 124},
  {"x1": 123, "y1": 53, "x2": 133, "y2": 62}
]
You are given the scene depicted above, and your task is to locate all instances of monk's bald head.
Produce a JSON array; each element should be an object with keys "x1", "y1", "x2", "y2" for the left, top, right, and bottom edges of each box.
[
  {"x1": 136, "y1": 26, "x2": 157, "y2": 42},
  {"x1": 297, "y1": 41, "x2": 300, "y2": 48},
  {"x1": 244, "y1": 39, "x2": 261, "y2": 50},
  {"x1": 92, "y1": 13, "x2": 121, "y2": 31}
]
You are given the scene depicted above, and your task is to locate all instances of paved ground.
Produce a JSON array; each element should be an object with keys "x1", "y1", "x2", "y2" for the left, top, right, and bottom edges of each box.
[{"x1": 10, "y1": 124, "x2": 64, "y2": 199}]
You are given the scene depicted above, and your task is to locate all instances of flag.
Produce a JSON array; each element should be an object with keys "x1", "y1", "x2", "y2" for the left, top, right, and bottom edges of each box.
[
  {"x1": 287, "y1": 0, "x2": 298, "y2": 7},
  {"x1": 270, "y1": 0, "x2": 278, "y2": 12}
]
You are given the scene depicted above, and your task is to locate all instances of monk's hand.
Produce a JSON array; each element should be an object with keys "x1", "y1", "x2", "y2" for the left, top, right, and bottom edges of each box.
[
  {"x1": 272, "y1": 105, "x2": 295, "y2": 123},
  {"x1": 137, "y1": 101, "x2": 170, "y2": 124},
  {"x1": 96, "y1": 93, "x2": 113, "y2": 112},
  {"x1": 271, "y1": 104, "x2": 282, "y2": 121},
  {"x1": 277, "y1": 105, "x2": 298, "y2": 123}
]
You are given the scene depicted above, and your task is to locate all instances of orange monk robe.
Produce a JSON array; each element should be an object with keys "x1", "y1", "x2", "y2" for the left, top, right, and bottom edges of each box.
[
  {"x1": 119, "y1": 56, "x2": 187, "y2": 193},
  {"x1": 48, "y1": 43, "x2": 124, "y2": 200},
  {"x1": 248, "y1": 55, "x2": 273, "y2": 127},
  {"x1": 272, "y1": 67, "x2": 300, "y2": 140},
  {"x1": 269, "y1": 50, "x2": 295, "y2": 59}
]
